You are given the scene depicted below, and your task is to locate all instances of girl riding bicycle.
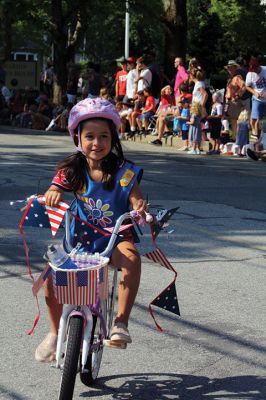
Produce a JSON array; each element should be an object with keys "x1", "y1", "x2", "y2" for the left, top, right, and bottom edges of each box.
[{"x1": 35, "y1": 97, "x2": 147, "y2": 362}]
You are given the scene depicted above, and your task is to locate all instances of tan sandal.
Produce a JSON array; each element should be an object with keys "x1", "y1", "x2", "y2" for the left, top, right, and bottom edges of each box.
[{"x1": 109, "y1": 322, "x2": 132, "y2": 344}]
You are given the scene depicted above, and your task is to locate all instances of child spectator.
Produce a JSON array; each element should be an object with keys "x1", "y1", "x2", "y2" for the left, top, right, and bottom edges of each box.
[
  {"x1": 234, "y1": 110, "x2": 249, "y2": 156},
  {"x1": 207, "y1": 92, "x2": 223, "y2": 155},
  {"x1": 187, "y1": 101, "x2": 203, "y2": 154},
  {"x1": 116, "y1": 101, "x2": 132, "y2": 139},
  {"x1": 100, "y1": 87, "x2": 112, "y2": 102},
  {"x1": 219, "y1": 118, "x2": 231, "y2": 154},
  {"x1": 159, "y1": 85, "x2": 175, "y2": 109},
  {"x1": 175, "y1": 98, "x2": 190, "y2": 150},
  {"x1": 178, "y1": 83, "x2": 193, "y2": 104},
  {"x1": 127, "y1": 90, "x2": 145, "y2": 138},
  {"x1": 46, "y1": 102, "x2": 73, "y2": 132},
  {"x1": 151, "y1": 85, "x2": 175, "y2": 136},
  {"x1": 136, "y1": 87, "x2": 156, "y2": 133},
  {"x1": 10, "y1": 90, "x2": 24, "y2": 120}
]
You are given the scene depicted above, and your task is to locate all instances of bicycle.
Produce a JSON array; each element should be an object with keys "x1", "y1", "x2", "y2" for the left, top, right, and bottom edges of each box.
[{"x1": 18, "y1": 195, "x2": 152, "y2": 400}]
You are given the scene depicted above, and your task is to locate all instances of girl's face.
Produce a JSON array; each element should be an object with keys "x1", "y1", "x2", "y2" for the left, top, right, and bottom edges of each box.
[{"x1": 80, "y1": 119, "x2": 112, "y2": 162}]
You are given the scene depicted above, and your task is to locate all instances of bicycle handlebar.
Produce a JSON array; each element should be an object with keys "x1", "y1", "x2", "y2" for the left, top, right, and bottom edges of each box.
[{"x1": 35, "y1": 195, "x2": 154, "y2": 257}]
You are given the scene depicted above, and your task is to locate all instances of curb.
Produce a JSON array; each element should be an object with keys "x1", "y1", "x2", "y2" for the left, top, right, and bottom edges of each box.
[{"x1": 0, "y1": 124, "x2": 68, "y2": 136}]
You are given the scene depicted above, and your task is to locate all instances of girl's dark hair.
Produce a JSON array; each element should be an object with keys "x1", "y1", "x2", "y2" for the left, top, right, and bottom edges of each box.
[{"x1": 57, "y1": 118, "x2": 124, "y2": 191}]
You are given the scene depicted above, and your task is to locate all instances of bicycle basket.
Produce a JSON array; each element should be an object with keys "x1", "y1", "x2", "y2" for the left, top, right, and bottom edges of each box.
[{"x1": 51, "y1": 255, "x2": 109, "y2": 305}]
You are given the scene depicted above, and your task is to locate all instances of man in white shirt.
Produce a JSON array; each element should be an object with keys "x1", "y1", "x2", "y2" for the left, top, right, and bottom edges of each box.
[
  {"x1": 245, "y1": 57, "x2": 266, "y2": 137},
  {"x1": 125, "y1": 57, "x2": 136, "y2": 101},
  {"x1": 136, "y1": 56, "x2": 152, "y2": 92}
]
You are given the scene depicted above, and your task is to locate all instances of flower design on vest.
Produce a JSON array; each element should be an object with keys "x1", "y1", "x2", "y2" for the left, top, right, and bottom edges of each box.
[{"x1": 84, "y1": 198, "x2": 113, "y2": 227}]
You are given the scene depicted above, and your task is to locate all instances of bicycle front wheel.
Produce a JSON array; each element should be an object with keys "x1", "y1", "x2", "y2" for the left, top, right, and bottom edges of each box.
[
  {"x1": 58, "y1": 316, "x2": 83, "y2": 400},
  {"x1": 80, "y1": 300, "x2": 107, "y2": 386}
]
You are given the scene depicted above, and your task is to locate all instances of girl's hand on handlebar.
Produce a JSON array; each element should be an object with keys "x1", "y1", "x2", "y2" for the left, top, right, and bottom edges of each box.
[
  {"x1": 44, "y1": 186, "x2": 64, "y2": 207},
  {"x1": 134, "y1": 199, "x2": 154, "y2": 223},
  {"x1": 134, "y1": 199, "x2": 148, "y2": 215}
]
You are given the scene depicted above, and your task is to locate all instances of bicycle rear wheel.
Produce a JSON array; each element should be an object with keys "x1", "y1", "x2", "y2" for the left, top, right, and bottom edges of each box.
[
  {"x1": 58, "y1": 316, "x2": 83, "y2": 400},
  {"x1": 80, "y1": 300, "x2": 107, "y2": 386}
]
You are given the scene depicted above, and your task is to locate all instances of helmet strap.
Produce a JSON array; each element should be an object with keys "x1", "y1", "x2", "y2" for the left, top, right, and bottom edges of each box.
[{"x1": 76, "y1": 125, "x2": 87, "y2": 156}]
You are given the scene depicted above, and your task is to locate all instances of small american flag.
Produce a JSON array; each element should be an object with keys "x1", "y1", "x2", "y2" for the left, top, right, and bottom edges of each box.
[
  {"x1": 54, "y1": 269, "x2": 98, "y2": 305},
  {"x1": 46, "y1": 201, "x2": 69, "y2": 237},
  {"x1": 32, "y1": 264, "x2": 52, "y2": 296},
  {"x1": 98, "y1": 266, "x2": 108, "y2": 300}
]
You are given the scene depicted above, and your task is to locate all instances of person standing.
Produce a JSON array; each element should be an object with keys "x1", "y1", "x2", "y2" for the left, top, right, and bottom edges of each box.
[
  {"x1": 245, "y1": 56, "x2": 266, "y2": 138},
  {"x1": 82, "y1": 62, "x2": 103, "y2": 99},
  {"x1": 115, "y1": 57, "x2": 128, "y2": 102},
  {"x1": 125, "y1": 57, "x2": 136, "y2": 102},
  {"x1": 173, "y1": 57, "x2": 188, "y2": 101},
  {"x1": 224, "y1": 60, "x2": 248, "y2": 140},
  {"x1": 66, "y1": 64, "x2": 80, "y2": 104},
  {"x1": 136, "y1": 56, "x2": 152, "y2": 92},
  {"x1": 43, "y1": 62, "x2": 54, "y2": 99}
]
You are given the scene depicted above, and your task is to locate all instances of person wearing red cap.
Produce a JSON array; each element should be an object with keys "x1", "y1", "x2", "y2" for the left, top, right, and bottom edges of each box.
[
  {"x1": 245, "y1": 56, "x2": 266, "y2": 138},
  {"x1": 115, "y1": 58, "x2": 128, "y2": 102}
]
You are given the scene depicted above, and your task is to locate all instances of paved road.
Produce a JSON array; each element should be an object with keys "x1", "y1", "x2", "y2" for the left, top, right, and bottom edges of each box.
[{"x1": 0, "y1": 128, "x2": 266, "y2": 400}]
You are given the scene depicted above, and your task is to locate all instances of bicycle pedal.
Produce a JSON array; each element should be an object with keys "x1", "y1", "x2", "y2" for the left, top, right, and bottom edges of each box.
[{"x1": 103, "y1": 339, "x2": 127, "y2": 349}]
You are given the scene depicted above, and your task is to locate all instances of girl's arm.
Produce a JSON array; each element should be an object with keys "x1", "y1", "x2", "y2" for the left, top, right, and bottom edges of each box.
[
  {"x1": 129, "y1": 181, "x2": 147, "y2": 214},
  {"x1": 45, "y1": 184, "x2": 64, "y2": 207}
]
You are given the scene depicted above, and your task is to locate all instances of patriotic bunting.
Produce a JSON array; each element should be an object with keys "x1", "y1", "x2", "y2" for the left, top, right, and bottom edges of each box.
[
  {"x1": 46, "y1": 201, "x2": 69, "y2": 236},
  {"x1": 150, "y1": 207, "x2": 179, "y2": 240},
  {"x1": 20, "y1": 197, "x2": 69, "y2": 237},
  {"x1": 21, "y1": 197, "x2": 50, "y2": 229},
  {"x1": 144, "y1": 247, "x2": 173, "y2": 270},
  {"x1": 151, "y1": 282, "x2": 180, "y2": 316},
  {"x1": 143, "y1": 246, "x2": 180, "y2": 332}
]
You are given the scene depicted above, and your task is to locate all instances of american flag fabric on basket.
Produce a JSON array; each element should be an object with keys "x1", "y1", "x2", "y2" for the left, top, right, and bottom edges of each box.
[
  {"x1": 98, "y1": 266, "x2": 108, "y2": 300},
  {"x1": 54, "y1": 269, "x2": 98, "y2": 305}
]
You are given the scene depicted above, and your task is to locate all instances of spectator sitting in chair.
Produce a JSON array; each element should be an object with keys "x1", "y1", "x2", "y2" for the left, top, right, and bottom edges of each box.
[
  {"x1": 136, "y1": 87, "x2": 156, "y2": 134},
  {"x1": 246, "y1": 122, "x2": 266, "y2": 161},
  {"x1": 127, "y1": 91, "x2": 145, "y2": 138}
]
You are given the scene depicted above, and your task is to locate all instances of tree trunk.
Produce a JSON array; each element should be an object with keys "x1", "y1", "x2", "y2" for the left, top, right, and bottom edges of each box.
[
  {"x1": 161, "y1": 0, "x2": 187, "y2": 77},
  {"x1": 51, "y1": 0, "x2": 68, "y2": 100},
  {"x1": 51, "y1": 1, "x2": 84, "y2": 102},
  {"x1": 1, "y1": 1, "x2": 14, "y2": 60}
]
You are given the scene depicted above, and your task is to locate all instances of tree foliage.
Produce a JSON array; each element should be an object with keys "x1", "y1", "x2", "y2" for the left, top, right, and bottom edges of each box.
[
  {"x1": 187, "y1": 0, "x2": 266, "y2": 74},
  {"x1": 1, "y1": 0, "x2": 266, "y2": 90}
]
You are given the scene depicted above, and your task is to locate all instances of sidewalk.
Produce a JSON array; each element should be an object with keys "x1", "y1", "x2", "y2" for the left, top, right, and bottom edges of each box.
[{"x1": 0, "y1": 124, "x2": 210, "y2": 151}]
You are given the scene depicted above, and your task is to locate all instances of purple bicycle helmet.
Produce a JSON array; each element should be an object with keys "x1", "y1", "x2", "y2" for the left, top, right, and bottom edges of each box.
[{"x1": 68, "y1": 97, "x2": 121, "y2": 153}]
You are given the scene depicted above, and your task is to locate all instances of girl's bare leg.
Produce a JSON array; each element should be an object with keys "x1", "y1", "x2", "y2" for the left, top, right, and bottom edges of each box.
[
  {"x1": 111, "y1": 241, "x2": 141, "y2": 326},
  {"x1": 44, "y1": 274, "x2": 62, "y2": 334}
]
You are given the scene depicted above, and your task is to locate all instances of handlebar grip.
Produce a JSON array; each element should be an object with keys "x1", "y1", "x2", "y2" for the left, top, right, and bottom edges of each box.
[{"x1": 145, "y1": 212, "x2": 154, "y2": 223}]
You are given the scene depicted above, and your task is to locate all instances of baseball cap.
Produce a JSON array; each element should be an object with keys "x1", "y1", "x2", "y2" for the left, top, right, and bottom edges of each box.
[{"x1": 127, "y1": 57, "x2": 136, "y2": 64}]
